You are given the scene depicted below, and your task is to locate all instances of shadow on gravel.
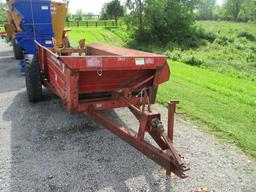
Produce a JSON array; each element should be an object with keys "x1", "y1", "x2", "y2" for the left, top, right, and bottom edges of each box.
[
  {"x1": 3, "y1": 90, "x2": 172, "y2": 192},
  {"x1": 0, "y1": 50, "x2": 13, "y2": 57},
  {"x1": 0, "y1": 55, "x2": 24, "y2": 94}
]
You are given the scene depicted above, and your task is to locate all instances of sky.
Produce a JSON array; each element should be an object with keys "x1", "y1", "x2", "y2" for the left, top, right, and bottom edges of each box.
[
  {"x1": 0, "y1": 0, "x2": 225, "y2": 15},
  {"x1": 68, "y1": 0, "x2": 224, "y2": 14},
  {"x1": 68, "y1": 0, "x2": 121, "y2": 14}
]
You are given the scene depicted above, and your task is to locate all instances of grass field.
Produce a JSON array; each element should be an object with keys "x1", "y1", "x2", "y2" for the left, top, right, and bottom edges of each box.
[
  {"x1": 157, "y1": 61, "x2": 256, "y2": 158},
  {"x1": 197, "y1": 21, "x2": 256, "y2": 35},
  {"x1": 162, "y1": 21, "x2": 256, "y2": 157},
  {"x1": 166, "y1": 21, "x2": 256, "y2": 81},
  {"x1": 68, "y1": 27, "x2": 129, "y2": 47},
  {"x1": 68, "y1": 21, "x2": 256, "y2": 159}
]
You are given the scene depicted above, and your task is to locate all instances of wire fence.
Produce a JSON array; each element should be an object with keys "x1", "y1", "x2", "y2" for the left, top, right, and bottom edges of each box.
[
  {"x1": 0, "y1": 21, "x2": 6, "y2": 28},
  {"x1": 65, "y1": 20, "x2": 123, "y2": 28},
  {"x1": 0, "y1": 20, "x2": 124, "y2": 29}
]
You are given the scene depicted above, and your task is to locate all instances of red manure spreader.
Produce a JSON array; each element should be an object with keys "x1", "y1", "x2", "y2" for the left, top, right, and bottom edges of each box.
[{"x1": 25, "y1": 41, "x2": 189, "y2": 178}]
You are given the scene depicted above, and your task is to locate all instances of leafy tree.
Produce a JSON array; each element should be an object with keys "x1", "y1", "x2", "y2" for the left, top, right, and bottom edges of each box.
[
  {"x1": 212, "y1": 5, "x2": 226, "y2": 20},
  {"x1": 125, "y1": 0, "x2": 196, "y2": 43},
  {"x1": 247, "y1": 0, "x2": 256, "y2": 21},
  {"x1": 100, "y1": 3, "x2": 110, "y2": 20},
  {"x1": 126, "y1": 0, "x2": 144, "y2": 27},
  {"x1": 76, "y1": 9, "x2": 84, "y2": 21},
  {"x1": 105, "y1": 0, "x2": 124, "y2": 25},
  {"x1": 66, "y1": 11, "x2": 72, "y2": 22},
  {"x1": 224, "y1": 0, "x2": 245, "y2": 20},
  {"x1": 240, "y1": 0, "x2": 256, "y2": 21},
  {"x1": 150, "y1": 0, "x2": 194, "y2": 40},
  {"x1": 85, "y1": 12, "x2": 95, "y2": 20},
  {"x1": 0, "y1": 2, "x2": 7, "y2": 21},
  {"x1": 196, "y1": 0, "x2": 216, "y2": 20}
]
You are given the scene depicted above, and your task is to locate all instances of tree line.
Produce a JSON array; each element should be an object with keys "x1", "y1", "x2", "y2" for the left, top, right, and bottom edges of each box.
[
  {"x1": 195, "y1": 0, "x2": 256, "y2": 21},
  {"x1": 0, "y1": 3, "x2": 7, "y2": 22},
  {"x1": 0, "y1": 0, "x2": 255, "y2": 23},
  {"x1": 0, "y1": 0, "x2": 255, "y2": 46},
  {"x1": 96, "y1": 0, "x2": 255, "y2": 46},
  {"x1": 99, "y1": 0, "x2": 256, "y2": 23},
  {"x1": 0, "y1": 0, "x2": 256, "y2": 22}
]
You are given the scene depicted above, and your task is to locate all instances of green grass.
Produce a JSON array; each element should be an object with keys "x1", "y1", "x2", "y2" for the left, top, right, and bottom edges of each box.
[
  {"x1": 166, "y1": 21, "x2": 256, "y2": 81},
  {"x1": 68, "y1": 23, "x2": 256, "y2": 159},
  {"x1": 197, "y1": 21, "x2": 256, "y2": 35},
  {"x1": 163, "y1": 22, "x2": 256, "y2": 159},
  {"x1": 68, "y1": 27, "x2": 127, "y2": 47},
  {"x1": 157, "y1": 61, "x2": 256, "y2": 158}
]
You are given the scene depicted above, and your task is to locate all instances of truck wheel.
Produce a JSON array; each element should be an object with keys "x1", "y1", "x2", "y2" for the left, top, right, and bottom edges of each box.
[
  {"x1": 25, "y1": 57, "x2": 43, "y2": 102},
  {"x1": 12, "y1": 39, "x2": 24, "y2": 60}
]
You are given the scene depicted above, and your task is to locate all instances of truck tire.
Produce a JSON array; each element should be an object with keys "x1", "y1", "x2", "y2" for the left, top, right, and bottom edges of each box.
[
  {"x1": 12, "y1": 39, "x2": 24, "y2": 60},
  {"x1": 25, "y1": 57, "x2": 43, "y2": 102}
]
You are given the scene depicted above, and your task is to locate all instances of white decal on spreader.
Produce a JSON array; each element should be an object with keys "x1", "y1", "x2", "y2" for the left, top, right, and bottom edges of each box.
[
  {"x1": 117, "y1": 57, "x2": 126, "y2": 62},
  {"x1": 96, "y1": 104, "x2": 103, "y2": 108},
  {"x1": 45, "y1": 40, "x2": 52, "y2": 45},
  {"x1": 41, "y1": 6, "x2": 49, "y2": 10},
  {"x1": 145, "y1": 58, "x2": 154, "y2": 64},
  {"x1": 87, "y1": 58, "x2": 103, "y2": 67},
  {"x1": 135, "y1": 58, "x2": 145, "y2": 65}
]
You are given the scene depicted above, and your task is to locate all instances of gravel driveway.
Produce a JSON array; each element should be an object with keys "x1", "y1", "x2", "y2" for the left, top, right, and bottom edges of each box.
[{"x1": 0, "y1": 39, "x2": 255, "y2": 192}]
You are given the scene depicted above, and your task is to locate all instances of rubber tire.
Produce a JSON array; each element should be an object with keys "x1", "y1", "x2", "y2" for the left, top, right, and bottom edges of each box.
[
  {"x1": 25, "y1": 57, "x2": 43, "y2": 102},
  {"x1": 12, "y1": 39, "x2": 24, "y2": 60}
]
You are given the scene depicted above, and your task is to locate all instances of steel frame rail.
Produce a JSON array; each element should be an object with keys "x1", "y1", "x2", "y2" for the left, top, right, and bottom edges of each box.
[{"x1": 86, "y1": 95, "x2": 189, "y2": 178}]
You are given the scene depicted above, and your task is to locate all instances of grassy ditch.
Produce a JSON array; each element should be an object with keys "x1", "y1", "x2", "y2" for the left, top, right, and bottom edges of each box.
[
  {"x1": 68, "y1": 22, "x2": 256, "y2": 159},
  {"x1": 157, "y1": 61, "x2": 256, "y2": 158}
]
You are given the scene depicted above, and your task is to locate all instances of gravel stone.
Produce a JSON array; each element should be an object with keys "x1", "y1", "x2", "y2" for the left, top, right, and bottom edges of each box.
[{"x1": 0, "y1": 39, "x2": 255, "y2": 192}]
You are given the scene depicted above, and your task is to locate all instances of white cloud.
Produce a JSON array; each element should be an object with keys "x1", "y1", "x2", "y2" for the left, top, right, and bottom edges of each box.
[{"x1": 68, "y1": 0, "x2": 112, "y2": 14}]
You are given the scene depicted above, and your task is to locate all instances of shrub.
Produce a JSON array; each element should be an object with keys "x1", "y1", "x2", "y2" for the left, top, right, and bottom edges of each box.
[
  {"x1": 214, "y1": 35, "x2": 234, "y2": 45},
  {"x1": 237, "y1": 31, "x2": 256, "y2": 41},
  {"x1": 246, "y1": 52, "x2": 256, "y2": 63},
  {"x1": 203, "y1": 32, "x2": 217, "y2": 42},
  {"x1": 165, "y1": 41, "x2": 180, "y2": 50},
  {"x1": 250, "y1": 45, "x2": 256, "y2": 52},
  {"x1": 126, "y1": 0, "x2": 195, "y2": 44},
  {"x1": 194, "y1": 26, "x2": 216, "y2": 42},
  {"x1": 234, "y1": 42, "x2": 243, "y2": 50},
  {"x1": 181, "y1": 55, "x2": 204, "y2": 66},
  {"x1": 164, "y1": 49, "x2": 183, "y2": 61}
]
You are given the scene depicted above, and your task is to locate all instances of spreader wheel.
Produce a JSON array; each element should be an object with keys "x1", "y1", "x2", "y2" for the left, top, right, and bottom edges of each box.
[
  {"x1": 12, "y1": 39, "x2": 24, "y2": 60},
  {"x1": 25, "y1": 57, "x2": 43, "y2": 102}
]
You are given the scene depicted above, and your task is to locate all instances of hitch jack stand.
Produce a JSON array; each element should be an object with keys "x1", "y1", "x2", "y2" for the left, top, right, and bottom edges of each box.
[{"x1": 167, "y1": 100, "x2": 180, "y2": 142}]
